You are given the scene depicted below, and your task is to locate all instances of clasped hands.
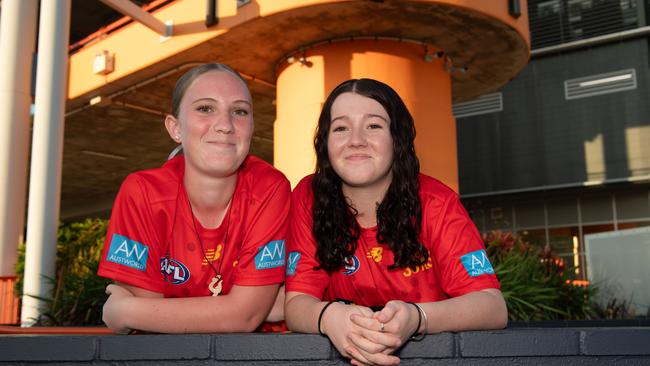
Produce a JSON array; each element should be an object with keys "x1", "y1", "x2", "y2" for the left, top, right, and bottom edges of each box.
[{"x1": 321, "y1": 300, "x2": 421, "y2": 366}]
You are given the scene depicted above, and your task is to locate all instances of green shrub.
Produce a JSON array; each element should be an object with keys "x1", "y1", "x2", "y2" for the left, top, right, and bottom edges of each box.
[
  {"x1": 484, "y1": 230, "x2": 596, "y2": 320},
  {"x1": 15, "y1": 218, "x2": 110, "y2": 326}
]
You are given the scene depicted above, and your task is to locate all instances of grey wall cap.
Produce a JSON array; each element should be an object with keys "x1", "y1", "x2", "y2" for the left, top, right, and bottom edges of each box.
[
  {"x1": 99, "y1": 334, "x2": 211, "y2": 360},
  {"x1": 582, "y1": 328, "x2": 650, "y2": 356},
  {"x1": 1, "y1": 327, "x2": 649, "y2": 365},
  {"x1": 460, "y1": 329, "x2": 581, "y2": 357},
  {"x1": 0, "y1": 335, "x2": 96, "y2": 362}
]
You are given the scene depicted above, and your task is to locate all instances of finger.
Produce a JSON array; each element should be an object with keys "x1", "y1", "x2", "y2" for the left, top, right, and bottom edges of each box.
[
  {"x1": 350, "y1": 313, "x2": 380, "y2": 331},
  {"x1": 355, "y1": 322, "x2": 403, "y2": 349},
  {"x1": 345, "y1": 345, "x2": 373, "y2": 366},
  {"x1": 355, "y1": 305, "x2": 375, "y2": 317},
  {"x1": 373, "y1": 302, "x2": 399, "y2": 323},
  {"x1": 350, "y1": 342, "x2": 401, "y2": 366},
  {"x1": 348, "y1": 331, "x2": 387, "y2": 354},
  {"x1": 105, "y1": 284, "x2": 115, "y2": 295}
]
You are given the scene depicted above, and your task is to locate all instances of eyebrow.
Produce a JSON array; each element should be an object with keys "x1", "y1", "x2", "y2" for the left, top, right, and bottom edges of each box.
[
  {"x1": 191, "y1": 97, "x2": 252, "y2": 107},
  {"x1": 331, "y1": 113, "x2": 389, "y2": 123}
]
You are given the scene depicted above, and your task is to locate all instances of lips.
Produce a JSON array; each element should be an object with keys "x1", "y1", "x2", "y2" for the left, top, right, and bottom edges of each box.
[
  {"x1": 206, "y1": 140, "x2": 236, "y2": 148},
  {"x1": 345, "y1": 153, "x2": 372, "y2": 160}
]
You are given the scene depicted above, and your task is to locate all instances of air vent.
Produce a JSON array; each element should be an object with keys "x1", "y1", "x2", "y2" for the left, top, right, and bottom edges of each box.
[
  {"x1": 453, "y1": 93, "x2": 503, "y2": 118},
  {"x1": 565, "y1": 69, "x2": 636, "y2": 100}
]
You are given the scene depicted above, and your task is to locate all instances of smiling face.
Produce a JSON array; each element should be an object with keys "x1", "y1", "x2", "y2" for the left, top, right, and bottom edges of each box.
[
  {"x1": 327, "y1": 92, "x2": 394, "y2": 191},
  {"x1": 165, "y1": 70, "x2": 253, "y2": 178}
]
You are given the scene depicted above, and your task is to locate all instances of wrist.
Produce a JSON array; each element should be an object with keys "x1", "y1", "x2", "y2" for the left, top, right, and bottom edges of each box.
[
  {"x1": 407, "y1": 302, "x2": 421, "y2": 335},
  {"x1": 409, "y1": 302, "x2": 428, "y2": 341},
  {"x1": 318, "y1": 301, "x2": 339, "y2": 336},
  {"x1": 115, "y1": 295, "x2": 135, "y2": 330}
]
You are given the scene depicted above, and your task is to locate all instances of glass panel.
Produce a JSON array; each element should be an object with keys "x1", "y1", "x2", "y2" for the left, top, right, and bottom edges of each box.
[
  {"x1": 618, "y1": 220, "x2": 650, "y2": 230},
  {"x1": 616, "y1": 191, "x2": 650, "y2": 221},
  {"x1": 485, "y1": 204, "x2": 513, "y2": 231},
  {"x1": 547, "y1": 198, "x2": 578, "y2": 226},
  {"x1": 581, "y1": 194, "x2": 613, "y2": 223},
  {"x1": 549, "y1": 226, "x2": 583, "y2": 279},
  {"x1": 515, "y1": 201, "x2": 545, "y2": 229},
  {"x1": 529, "y1": 0, "x2": 638, "y2": 49},
  {"x1": 582, "y1": 223, "x2": 615, "y2": 235},
  {"x1": 518, "y1": 228, "x2": 547, "y2": 248}
]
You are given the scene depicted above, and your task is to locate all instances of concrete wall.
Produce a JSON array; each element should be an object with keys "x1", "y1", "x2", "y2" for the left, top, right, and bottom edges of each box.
[{"x1": 1, "y1": 327, "x2": 650, "y2": 365}]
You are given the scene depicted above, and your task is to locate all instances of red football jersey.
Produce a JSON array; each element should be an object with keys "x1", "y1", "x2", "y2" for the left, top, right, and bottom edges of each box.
[
  {"x1": 98, "y1": 155, "x2": 290, "y2": 297},
  {"x1": 285, "y1": 174, "x2": 499, "y2": 306}
]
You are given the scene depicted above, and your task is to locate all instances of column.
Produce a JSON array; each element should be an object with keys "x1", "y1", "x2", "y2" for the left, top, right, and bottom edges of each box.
[{"x1": 21, "y1": 0, "x2": 71, "y2": 326}]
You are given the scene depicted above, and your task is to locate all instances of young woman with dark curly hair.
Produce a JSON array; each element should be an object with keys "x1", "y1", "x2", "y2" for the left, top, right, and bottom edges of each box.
[{"x1": 285, "y1": 78, "x2": 507, "y2": 365}]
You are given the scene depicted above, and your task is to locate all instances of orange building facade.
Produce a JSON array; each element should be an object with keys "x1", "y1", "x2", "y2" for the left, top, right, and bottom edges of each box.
[{"x1": 0, "y1": 0, "x2": 529, "y2": 324}]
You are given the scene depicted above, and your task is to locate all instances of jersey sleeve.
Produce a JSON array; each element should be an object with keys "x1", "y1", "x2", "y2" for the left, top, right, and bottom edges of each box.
[
  {"x1": 231, "y1": 174, "x2": 291, "y2": 286},
  {"x1": 284, "y1": 177, "x2": 330, "y2": 299},
  {"x1": 428, "y1": 193, "x2": 500, "y2": 298},
  {"x1": 97, "y1": 174, "x2": 164, "y2": 293}
]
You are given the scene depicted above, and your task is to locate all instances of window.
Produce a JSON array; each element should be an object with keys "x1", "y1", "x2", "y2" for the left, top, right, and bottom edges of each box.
[{"x1": 529, "y1": 0, "x2": 637, "y2": 49}]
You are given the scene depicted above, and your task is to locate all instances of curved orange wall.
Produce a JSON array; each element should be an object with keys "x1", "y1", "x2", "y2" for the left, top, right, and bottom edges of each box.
[
  {"x1": 68, "y1": 0, "x2": 528, "y2": 100},
  {"x1": 275, "y1": 40, "x2": 457, "y2": 191}
]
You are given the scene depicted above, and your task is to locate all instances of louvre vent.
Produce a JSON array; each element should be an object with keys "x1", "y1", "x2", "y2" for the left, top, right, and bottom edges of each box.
[
  {"x1": 453, "y1": 93, "x2": 503, "y2": 119},
  {"x1": 565, "y1": 69, "x2": 636, "y2": 100}
]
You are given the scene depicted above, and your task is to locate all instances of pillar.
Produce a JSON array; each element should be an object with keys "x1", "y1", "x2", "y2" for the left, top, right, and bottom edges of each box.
[
  {"x1": 0, "y1": 0, "x2": 38, "y2": 277},
  {"x1": 21, "y1": 0, "x2": 71, "y2": 326}
]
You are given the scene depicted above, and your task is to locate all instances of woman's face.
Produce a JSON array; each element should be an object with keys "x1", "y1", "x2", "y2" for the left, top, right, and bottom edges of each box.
[
  {"x1": 327, "y1": 92, "x2": 394, "y2": 190},
  {"x1": 167, "y1": 71, "x2": 253, "y2": 178}
]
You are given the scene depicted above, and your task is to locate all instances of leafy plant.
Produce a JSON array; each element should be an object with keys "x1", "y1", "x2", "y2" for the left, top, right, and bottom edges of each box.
[
  {"x1": 15, "y1": 218, "x2": 110, "y2": 326},
  {"x1": 483, "y1": 230, "x2": 596, "y2": 320}
]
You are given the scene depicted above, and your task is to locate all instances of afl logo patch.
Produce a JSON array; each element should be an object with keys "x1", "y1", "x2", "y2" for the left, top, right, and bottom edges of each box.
[
  {"x1": 342, "y1": 255, "x2": 360, "y2": 276},
  {"x1": 160, "y1": 257, "x2": 191, "y2": 285}
]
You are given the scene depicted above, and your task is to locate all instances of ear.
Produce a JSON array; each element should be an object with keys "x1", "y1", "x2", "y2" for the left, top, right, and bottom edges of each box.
[{"x1": 164, "y1": 114, "x2": 182, "y2": 143}]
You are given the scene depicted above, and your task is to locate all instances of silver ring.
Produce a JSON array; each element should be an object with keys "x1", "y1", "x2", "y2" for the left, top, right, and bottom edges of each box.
[{"x1": 379, "y1": 322, "x2": 385, "y2": 332}]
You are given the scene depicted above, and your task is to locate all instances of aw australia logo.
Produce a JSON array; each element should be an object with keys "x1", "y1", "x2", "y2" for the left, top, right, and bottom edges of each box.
[
  {"x1": 286, "y1": 252, "x2": 301, "y2": 276},
  {"x1": 342, "y1": 255, "x2": 360, "y2": 276},
  {"x1": 160, "y1": 256, "x2": 191, "y2": 284},
  {"x1": 106, "y1": 234, "x2": 149, "y2": 271},
  {"x1": 255, "y1": 240, "x2": 285, "y2": 270},
  {"x1": 460, "y1": 249, "x2": 495, "y2": 277}
]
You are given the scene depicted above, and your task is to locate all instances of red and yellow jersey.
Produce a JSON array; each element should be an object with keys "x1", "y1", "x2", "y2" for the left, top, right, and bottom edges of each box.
[
  {"x1": 98, "y1": 155, "x2": 290, "y2": 297},
  {"x1": 286, "y1": 174, "x2": 499, "y2": 307}
]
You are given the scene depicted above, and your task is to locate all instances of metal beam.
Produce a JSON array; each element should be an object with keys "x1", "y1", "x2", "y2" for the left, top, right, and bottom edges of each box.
[{"x1": 99, "y1": 0, "x2": 171, "y2": 37}]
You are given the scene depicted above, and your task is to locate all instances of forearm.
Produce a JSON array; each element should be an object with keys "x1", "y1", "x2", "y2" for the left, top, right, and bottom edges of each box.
[
  {"x1": 419, "y1": 289, "x2": 507, "y2": 333},
  {"x1": 112, "y1": 285, "x2": 278, "y2": 333},
  {"x1": 285, "y1": 292, "x2": 330, "y2": 333}
]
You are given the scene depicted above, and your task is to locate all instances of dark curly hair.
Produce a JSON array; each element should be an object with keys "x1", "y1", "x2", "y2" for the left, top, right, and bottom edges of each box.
[{"x1": 312, "y1": 78, "x2": 428, "y2": 272}]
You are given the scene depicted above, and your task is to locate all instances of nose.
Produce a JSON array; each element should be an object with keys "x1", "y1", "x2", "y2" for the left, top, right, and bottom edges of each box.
[
  {"x1": 348, "y1": 125, "x2": 367, "y2": 147},
  {"x1": 212, "y1": 111, "x2": 234, "y2": 134}
]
